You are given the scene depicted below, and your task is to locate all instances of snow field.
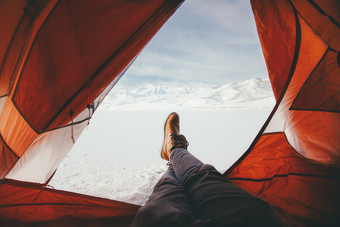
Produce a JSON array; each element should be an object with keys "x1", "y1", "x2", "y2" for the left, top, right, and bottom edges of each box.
[
  {"x1": 50, "y1": 109, "x2": 273, "y2": 206},
  {"x1": 50, "y1": 77, "x2": 275, "y2": 205}
]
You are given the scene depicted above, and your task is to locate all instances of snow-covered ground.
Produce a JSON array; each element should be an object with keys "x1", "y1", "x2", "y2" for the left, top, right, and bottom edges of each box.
[{"x1": 50, "y1": 78, "x2": 275, "y2": 206}]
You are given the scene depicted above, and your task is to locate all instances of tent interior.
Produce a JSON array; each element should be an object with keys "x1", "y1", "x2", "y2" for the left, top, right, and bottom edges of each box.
[{"x1": 0, "y1": 0, "x2": 339, "y2": 226}]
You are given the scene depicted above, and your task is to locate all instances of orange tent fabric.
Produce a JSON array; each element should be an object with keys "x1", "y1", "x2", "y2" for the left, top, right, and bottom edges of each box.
[
  {"x1": 0, "y1": 0, "x2": 183, "y2": 183},
  {"x1": 0, "y1": 179, "x2": 140, "y2": 226},
  {"x1": 0, "y1": 0, "x2": 182, "y2": 225},
  {"x1": 225, "y1": 0, "x2": 340, "y2": 226}
]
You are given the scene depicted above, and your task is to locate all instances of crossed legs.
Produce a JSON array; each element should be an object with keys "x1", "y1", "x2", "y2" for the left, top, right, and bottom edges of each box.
[
  {"x1": 131, "y1": 148, "x2": 280, "y2": 227},
  {"x1": 131, "y1": 113, "x2": 280, "y2": 226}
]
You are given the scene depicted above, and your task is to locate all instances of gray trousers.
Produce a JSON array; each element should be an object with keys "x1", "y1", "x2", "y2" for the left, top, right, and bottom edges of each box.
[{"x1": 130, "y1": 148, "x2": 280, "y2": 227}]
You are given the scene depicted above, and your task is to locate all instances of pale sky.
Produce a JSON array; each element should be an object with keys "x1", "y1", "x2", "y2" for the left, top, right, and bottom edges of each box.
[{"x1": 118, "y1": 0, "x2": 268, "y2": 88}]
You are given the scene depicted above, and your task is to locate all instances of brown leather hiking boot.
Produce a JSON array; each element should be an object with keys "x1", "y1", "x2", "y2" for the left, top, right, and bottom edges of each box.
[{"x1": 161, "y1": 112, "x2": 188, "y2": 161}]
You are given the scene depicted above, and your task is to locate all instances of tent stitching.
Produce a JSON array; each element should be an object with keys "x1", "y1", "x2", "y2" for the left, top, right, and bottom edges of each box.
[
  {"x1": 10, "y1": 0, "x2": 61, "y2": 98},
  {"x1": 307, "y1": 0, "x2": 340, "y2": 27},
  {"x1": 229, "y1": 172, "x2": 340, "y2": 182},
  {"x1": 42, "y1": 0, "x2": 182, "y2": 132},
  {"x1": 0, "y1": 133, "x2": 19, "y2": 159},
  {"x1": 224, "y1": 2, "x2": 302, "y2": 177}
]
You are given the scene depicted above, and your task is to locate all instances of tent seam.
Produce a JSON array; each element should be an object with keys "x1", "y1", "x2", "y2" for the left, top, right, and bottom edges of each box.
[
  {"x1": 289, "y1": 48, "x2": 340, "y2": 113},
  {"x1": 0, "y1": 12, "x2": 25, "y2": 97},
  {"x1": 0, "y1": 179, "x2": 141, "y2": 208},
  {"x1": 42, "y1": 0, "x2": 183, "y2": 131},
  {"x1": 228, "y1": 172, "x2": 340, "y2": 182},
  {"x1": 307, "y1": 0, "x2": 340, "y2": 28},
  {"x1": 223, "y1": 1, "x2": 302, "y2": 176},
  {"x1": 0, "y1": 133, "x2": 19, "y2": 159},
  {"x1": 11, "y1": 0, "x2": 61, "y2": 100}
]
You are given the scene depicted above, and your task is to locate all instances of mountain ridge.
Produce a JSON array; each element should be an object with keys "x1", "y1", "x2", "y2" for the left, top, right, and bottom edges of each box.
[{"x1": 100, "y1": 77, "x2": 275, "y2": 110}]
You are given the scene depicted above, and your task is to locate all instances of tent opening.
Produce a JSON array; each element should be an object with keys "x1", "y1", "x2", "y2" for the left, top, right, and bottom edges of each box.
[{"x1": 49, "y1": 0, "x2": 275, "y2": 206}]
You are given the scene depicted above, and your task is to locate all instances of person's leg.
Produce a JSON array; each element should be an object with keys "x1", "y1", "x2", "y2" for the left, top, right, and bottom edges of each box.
[
  {"x1": 170, "y1": 148, "x2": 281, "y2": 226},
  {"x1": 130, "y1": 168, "x2": 195, "y2": 227}
]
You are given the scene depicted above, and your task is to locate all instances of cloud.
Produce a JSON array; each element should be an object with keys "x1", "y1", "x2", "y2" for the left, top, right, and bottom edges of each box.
[
  {"x1": 184, "y1": 0, "x2": 256, "y2": 34},
  {"x1": 122, "y1": 0, "x2": 268, "y2": 88}
]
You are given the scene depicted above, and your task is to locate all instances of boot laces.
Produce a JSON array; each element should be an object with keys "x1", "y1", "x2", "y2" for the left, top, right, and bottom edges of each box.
[{"x1": 169, "y1": 134, "x2": 189, "y2": 152}]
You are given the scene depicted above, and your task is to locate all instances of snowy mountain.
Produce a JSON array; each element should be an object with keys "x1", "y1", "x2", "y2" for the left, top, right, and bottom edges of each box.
[{"x1": 99, "y1": 77, "x2": 275, "y2": 110}]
